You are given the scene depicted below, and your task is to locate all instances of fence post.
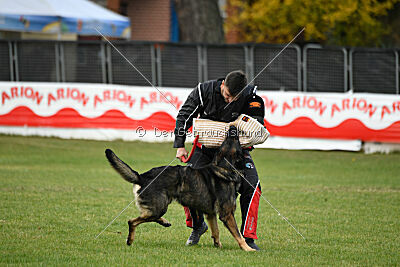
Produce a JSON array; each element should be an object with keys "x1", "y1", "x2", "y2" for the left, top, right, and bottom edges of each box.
[
  {"x1": 342, "y1": 48, "x2": 348, "y2": 92},
  {"x1": 203, "y1": 46, "x2": 208, "y2": 81},
  {"x1": 395, "y1": 50, "x2": 399, "y2": 94},
  {"x1": 244, "y1": 45, "x2": 254, "y2": 83},
  {"x1": 13, "y1": 42, "x2": 19, "y2": 82},
  {"x1": 149, "y1": 44, "x2": 156, "y2": 86},
  {"x1": 293, "y1": 45, "x2": 301, "y2": 91},
  {"x1": 249, "y1": 46, "x2": 255, "y2": 83},
  {"x1": 197, "y1": 45, "x2": 203, "y2": 82},
  {"x1": 8, "y1": 41, "x2": 14, "y2": 81},
  {"x1": 55, "y1": 42, "x2": 61, "y2": 82},
  {"x1": 100, "y1": 42, "x2": 107, "y2": 84},
  {"x1": 106, "y1": 43, "x2": 113, "y2": 84},
  {"x1": 349, "y1": 49, "x2": 354, "y2": 92},
  {"x1": 302, "y1": 45, "x2": 310, "y2": 92},
  {"x1": 59, "y1": 42, "x2": 66, "y2": 82},
  {"x1": 156, "y1": 45, "x2": 162, "y2": 86}
]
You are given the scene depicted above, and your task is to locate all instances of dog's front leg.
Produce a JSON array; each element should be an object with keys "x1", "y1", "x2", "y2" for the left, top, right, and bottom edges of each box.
[
  {"x1": 220, "y1": 213, "x2": 256, "y2": 252},
  {"x1": 205, "y1": 214, "x2": 222, "y2": 248}
]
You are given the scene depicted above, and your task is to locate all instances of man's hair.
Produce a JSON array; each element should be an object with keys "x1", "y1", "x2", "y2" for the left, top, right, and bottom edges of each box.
[{"x1": 225, "y1": 70, "x2": 247, "y2": 97}]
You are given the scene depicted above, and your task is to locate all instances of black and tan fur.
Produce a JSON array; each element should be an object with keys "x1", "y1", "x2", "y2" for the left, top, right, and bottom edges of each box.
[{"x1": 105, "y1": 126, "x2": 255, "y2": 251}]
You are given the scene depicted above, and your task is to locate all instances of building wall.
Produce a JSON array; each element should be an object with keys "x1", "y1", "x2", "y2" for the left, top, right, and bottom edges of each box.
[
  {"x1": 126, "y1": 0, "x2": 171, "y2": 41},
  {"x1": 105, "y1": 0, "x2": 229, "y2": 43},
  {"x1": 106, "y1": 0, "x2": 121, "y2": 13},
  {"x1": 224, "y1": 0, "x2": 239, "y2": 44},
  {"x1": 96, "y1": 0, "x2": 172, "y2": 41},
  {"x1": 89, "y1": 0, "x2": 108, "y2": 8}
]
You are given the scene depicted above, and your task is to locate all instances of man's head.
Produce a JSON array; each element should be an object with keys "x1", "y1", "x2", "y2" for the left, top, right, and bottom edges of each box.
[{"x1": 220, "y1": 70, "x2": 247, "y2": 103}]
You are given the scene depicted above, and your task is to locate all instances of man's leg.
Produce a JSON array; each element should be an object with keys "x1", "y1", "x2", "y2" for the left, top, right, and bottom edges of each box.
[
  {"x1": 184, "y1": 148, "x2": 211, "y2": 245},
  {"x1": 239, "y1": 151, "x2": 261, "y2": 250}
]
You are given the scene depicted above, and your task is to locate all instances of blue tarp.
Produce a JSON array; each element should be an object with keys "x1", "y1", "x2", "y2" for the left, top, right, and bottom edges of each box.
[{"x1": 0, "y1": 0, "x2": 130, "y2": 38}]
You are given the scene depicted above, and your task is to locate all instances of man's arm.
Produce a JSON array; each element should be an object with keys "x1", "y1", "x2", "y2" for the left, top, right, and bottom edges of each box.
[{"x1": 174, "y1": 85, "x2": 203, "y2": 149}]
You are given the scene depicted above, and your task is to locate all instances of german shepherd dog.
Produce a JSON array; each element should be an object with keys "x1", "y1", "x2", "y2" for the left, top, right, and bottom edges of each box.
[{"x1": 105, "y1": 126, "x2": 255, "y2": 251}]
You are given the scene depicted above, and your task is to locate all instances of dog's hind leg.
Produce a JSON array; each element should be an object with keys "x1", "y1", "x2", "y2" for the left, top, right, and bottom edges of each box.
[
  {"x1": 219, "y1": 212, "x2": 255, "y2": 252},
  {"x1": 156, "y1": 217, "x2": 171, "y2": 227},
  {"x1": 127, "y1": 215, "x2": 153, "y2": 246},
  {"x1": 205, "y1": 214, "x2": 222, "y2": 248}
]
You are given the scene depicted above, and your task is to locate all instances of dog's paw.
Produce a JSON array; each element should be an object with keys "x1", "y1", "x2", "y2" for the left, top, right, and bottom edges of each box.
[
  {"x1": 157, "y1": 219, "x2": 171, "y2": 227},
  {"x1": 214, "y1": 241, "x2": 222, "y2": 248},
  {"x1": 159, "y1": 221, "x2": 171, "y2": 227},
  {"x1": 126, "y1": 238, "x2": 132, "y2": 246},
  {"x1": 241, "y1": 244, "x2": 256, "y2": 252}
]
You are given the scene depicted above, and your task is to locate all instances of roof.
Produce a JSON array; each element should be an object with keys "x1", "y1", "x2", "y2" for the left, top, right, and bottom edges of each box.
[{"x1": 0, "y1": 0, "x2": 130, "y2": 38}]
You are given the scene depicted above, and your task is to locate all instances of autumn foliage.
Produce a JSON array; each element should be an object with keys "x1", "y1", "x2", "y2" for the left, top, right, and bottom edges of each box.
[{"x1": 225, "y1": 0, "x2": 399, "y2": 46}]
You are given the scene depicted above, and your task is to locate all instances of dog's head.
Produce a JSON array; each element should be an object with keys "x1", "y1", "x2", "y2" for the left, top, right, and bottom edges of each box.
[{"x1": 212, "y1": 126, "x2": 245, "y2": 182}]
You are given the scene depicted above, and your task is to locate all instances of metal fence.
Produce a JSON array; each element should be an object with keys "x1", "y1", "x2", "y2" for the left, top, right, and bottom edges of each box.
[
  {"x1": 159, "y1": 43, "x2": 200, "y2": 88},
  {"x1": 0, "y1": 41, "x2": 12, "y2": 81},
  {"x1": 16, "y1": 41, "x2": 59, "y2": 82},
  {"x1": 303, "y1": 44, "x2": 348, "y2": 92},
  {"x1": 205, "y1": 44, "x2": 247, "y2": 81},
  {"x1": 350, "y1": 49, "x2": 399, "y2": 94},
  {"x1": 253, "y1": 44, "x2": 301, "y2": 91},
  {"x1": 60, "y1": 41, "x2": 104, "y2": 83},
  {"x1": 0, "y1": 40, "x2": 399, "y2": 94},
  {"x1": 107, "y1": 42, "x2": 155, "y2": 86}
]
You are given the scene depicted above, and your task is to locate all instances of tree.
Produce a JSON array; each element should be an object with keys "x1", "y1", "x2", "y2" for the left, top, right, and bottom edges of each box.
[
  {"x1": 225, "y1": 0, "x2": 400, "y2": 46},
  {"x1": 174, "y1": 0, "x2": 224, "y2": 43},
  {"x1": 381, "y1": 2, "x2": 400, "y2": 46}
]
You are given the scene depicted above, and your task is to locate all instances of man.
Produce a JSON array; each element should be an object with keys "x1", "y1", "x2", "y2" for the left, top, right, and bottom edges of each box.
[{"x1": 174, "y1": 70, "x2": 264, "y2": 251}]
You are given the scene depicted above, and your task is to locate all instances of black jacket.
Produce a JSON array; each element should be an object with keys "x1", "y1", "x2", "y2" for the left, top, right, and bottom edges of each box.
[{"x1": 173, "y1": 78, "x2": 265, "y2": 148}]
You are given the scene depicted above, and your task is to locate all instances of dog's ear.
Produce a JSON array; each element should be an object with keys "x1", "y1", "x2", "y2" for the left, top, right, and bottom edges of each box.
[
  {"x1": 210, "y1": 165, "x2": 242, "y2": 183},
  {"x1": 212, "y1": 149, "x2": 224, "y2": 166},
  {"x1": 210, "y1": 165, "x2": 230, "y2": 180}
]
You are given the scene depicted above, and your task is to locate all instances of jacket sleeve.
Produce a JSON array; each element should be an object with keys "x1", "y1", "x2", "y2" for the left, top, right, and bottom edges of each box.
[
  {"x1": 173, "y1": 85, "x2": 203, "y2": 148},
  {"x1": 242, "y1": 94, "x2": 265, "y2": 126}
]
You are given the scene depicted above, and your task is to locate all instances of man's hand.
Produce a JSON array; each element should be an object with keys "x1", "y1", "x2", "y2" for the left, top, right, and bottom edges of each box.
[{"x1": 176, "y1": 147, "x2": 188, "y2": 162}]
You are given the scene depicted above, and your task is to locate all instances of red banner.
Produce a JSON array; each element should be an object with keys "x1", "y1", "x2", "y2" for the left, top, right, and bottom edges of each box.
[{"x1": 1, "y1": 82, "x2": 399, "y2": 145}]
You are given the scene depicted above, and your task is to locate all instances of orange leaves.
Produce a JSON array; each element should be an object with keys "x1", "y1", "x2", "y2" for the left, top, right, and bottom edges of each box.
[{"x1": 224, "y1": 0, "x2": 399, "y2": 46}]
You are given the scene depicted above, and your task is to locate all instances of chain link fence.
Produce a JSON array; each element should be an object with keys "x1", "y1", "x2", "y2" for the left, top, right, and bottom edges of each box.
[
  {"x1": 350, "y1": 49, "x2": 399, "y2": 94},
  {"x1": 304, "y1": 45, "x2": 348, "y2": 92},
  {"x1": 0, "y1": 40, "x2": 399, "y2": 94},
  {"x1": 0, "y1": 41, "x2": 12, "y2": 81},
  {"x1": 15, "y1": 41, "x2": 59, "y2": 82},
  {"x1": 158, "y1": 43, "x2": 200, "y2": 88},
  {"x1": 205, "y1": 45, "x2": 247, "y2": 82},
  {"x1": 253, "y1": 44, "x2": 301, "y2": 91},
  {"x1": 108, "y1": 42, "x2": 154, "y2": 86},
  {"x1": 61, "y1": 41, "x2": 106, "y2": 83}
]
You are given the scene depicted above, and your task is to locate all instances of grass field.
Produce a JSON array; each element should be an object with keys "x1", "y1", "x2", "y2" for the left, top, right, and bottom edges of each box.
[{"x1": 0, "y1": 134, "x2": 399, "y2": 265}]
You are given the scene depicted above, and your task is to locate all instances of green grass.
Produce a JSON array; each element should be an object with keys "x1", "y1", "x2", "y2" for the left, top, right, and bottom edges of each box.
[{"x1": 0, "y1": 135, "x2": 399, "y2": 266}]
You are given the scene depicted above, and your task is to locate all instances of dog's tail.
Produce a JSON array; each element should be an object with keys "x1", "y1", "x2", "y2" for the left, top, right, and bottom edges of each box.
[{"x1": 105, "y1": 149, "x2": 140, "y2": 184}]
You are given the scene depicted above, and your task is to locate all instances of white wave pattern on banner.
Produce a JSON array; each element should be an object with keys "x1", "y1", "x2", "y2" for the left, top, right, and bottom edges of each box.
[
  {"x1": 260, "y1": 91, "x2": 400, "y2": 130},
  {"x1": 0, "y1": 82, "x2": 186, "y2": 120},
  {"x1": 1, "y1": 82, "x2": 400, "y2": 130}
]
